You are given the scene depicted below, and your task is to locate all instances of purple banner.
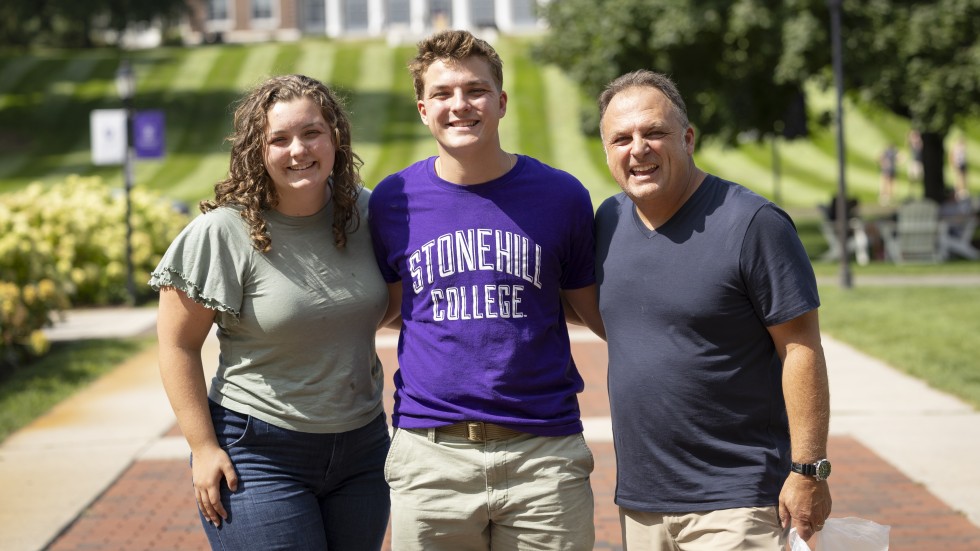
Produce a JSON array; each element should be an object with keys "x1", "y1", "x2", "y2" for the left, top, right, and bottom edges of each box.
[{"x1": 133, "y1": 110, "x2": 165, "y2": 159}]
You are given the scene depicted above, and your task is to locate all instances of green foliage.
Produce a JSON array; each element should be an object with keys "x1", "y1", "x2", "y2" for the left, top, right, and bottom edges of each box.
[
  {"x1": 535, "y1": 0, "x2": 980, "y2": 202},
  {"x1": 842, "y1": 0, "x2": 980, "y2": 133},
  {"x1": 0, "y1": 280, "x2": 68, "y2": 368},
  {"x1": 0, "y1": 0, "x2": 189, "y2": 48},
  {"x1": 837, "y1": 1, "x2": 980, "y2": 201},
  {"x1": 0, "y1": 176, "x2": 188, "y2": 369},
  {"x1": 534, "y1": 0, "x2": 829, "y2": 142},
  {"x1": 1, "y1": 176, "x2": 189, "y2": 304}
]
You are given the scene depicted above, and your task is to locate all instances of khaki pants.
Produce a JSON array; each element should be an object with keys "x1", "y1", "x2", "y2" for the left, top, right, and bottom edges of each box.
[
  {"x1": 620, "y1": 506, "x2": 786, "y2": 550},
  {"x1": 385, "y1": 427, "x2": 595, "y2": 551}
]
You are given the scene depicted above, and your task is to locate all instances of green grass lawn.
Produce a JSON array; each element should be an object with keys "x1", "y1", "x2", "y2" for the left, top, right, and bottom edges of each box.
[
  {"x1": 3, "y1": 38, "x2": 977, "y2": 207},
  {"x1": 819, "y1": 285, "x2": 980, "y2": 409},
  {"x1": 1, "y1": 38, "x2": 979, "y2": 438}
]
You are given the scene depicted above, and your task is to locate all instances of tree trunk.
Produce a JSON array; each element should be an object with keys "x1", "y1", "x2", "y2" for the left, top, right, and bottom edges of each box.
[{"x1": 921, "y1": 131, "x2": 947, "y2": 203}]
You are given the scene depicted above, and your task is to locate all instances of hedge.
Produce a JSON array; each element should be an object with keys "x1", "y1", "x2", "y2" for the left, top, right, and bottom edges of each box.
[{"x1": 0, "y1": 176, "x2": 189, "y2": 369}]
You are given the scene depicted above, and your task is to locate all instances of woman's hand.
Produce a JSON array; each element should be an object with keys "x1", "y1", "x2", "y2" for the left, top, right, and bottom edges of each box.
[{"x1": 192, "y1": 444, "x2": 239, "y2": 527}]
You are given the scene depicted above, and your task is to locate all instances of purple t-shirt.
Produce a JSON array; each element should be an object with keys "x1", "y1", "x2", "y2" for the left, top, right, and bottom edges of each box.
[{"x1": 369, "y1": 155, "x2": 595, "y2": 436}]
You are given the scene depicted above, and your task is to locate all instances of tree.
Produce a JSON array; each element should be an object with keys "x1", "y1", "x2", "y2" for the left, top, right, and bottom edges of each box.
[
  {"x1": 536, "y1": 0, "x2": 980, "y2": 202},
  {"x1": 535, "y1": 0, "x2": 830, "y2": 143},
  {"x1": 839, "y1": 1, "x2": 980, "y2": 202},
  {"x1": 0, "y1": 0, "x2": 188, "y2": 48}
]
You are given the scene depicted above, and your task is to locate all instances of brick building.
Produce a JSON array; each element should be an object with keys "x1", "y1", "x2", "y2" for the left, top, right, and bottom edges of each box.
[{"x1": 183, "y1": 0, "x2": 548, "y2": 44}]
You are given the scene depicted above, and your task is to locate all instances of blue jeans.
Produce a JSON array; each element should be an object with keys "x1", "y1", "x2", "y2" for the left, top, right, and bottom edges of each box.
[{"x1": 198, "y1": 401, "x2": 390, "y2": 550}]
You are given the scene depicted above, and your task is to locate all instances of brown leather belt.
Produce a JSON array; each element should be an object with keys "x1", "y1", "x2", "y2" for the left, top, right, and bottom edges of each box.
[{"x1": 434, "y1": 421, "x2": 525, "y2": 442}]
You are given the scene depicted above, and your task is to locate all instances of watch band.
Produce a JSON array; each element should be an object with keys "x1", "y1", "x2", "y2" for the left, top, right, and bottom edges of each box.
[
  {"x1": 791, "y1": 462, "x2": 816, "y2": 476},
  {"x1": 791, "y1": 458, "x2": 832, "y2": 481}
]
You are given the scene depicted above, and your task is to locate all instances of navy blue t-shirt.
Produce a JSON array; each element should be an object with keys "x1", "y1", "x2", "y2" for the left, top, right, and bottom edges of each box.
[{"x1": 595, "y1": 174, "x2": 819, "y2": 512}]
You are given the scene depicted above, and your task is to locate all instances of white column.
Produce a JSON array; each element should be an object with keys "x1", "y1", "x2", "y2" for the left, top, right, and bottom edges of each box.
[
  {"x1": 410, "y1": 0, "x2": 427, "y2": 35},
  {"x1": 325, "y1": 0, "x2": 343, "y2": 37},
  {"x1": 451, "y1": 0, "x2": 470, "y2": 30},
  {"x1": 368, "y1": 0, "x2": 385, "y2": 36},
  {"x1": 495, "y1": 0, "x2": 513, "y2": 33}
]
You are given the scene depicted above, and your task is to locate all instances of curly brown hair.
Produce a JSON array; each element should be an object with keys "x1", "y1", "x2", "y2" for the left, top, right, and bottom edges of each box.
[{"x1": 201, "y1": 74, "x2": 363, "y2": 251}]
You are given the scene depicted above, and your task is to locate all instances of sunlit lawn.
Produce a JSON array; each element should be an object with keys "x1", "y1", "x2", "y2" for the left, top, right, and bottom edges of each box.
[{"x1": 818, "y1": 284, "x2": 980, "y2": 409}]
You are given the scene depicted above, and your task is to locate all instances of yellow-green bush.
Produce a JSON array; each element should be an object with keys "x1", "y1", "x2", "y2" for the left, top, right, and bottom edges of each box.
[
  {"x1": 0, "y1": 176, "x2": 189, "y2": 368},
  {"x1": 0, "y1": 279, "x2": 67, "y2": 366}
]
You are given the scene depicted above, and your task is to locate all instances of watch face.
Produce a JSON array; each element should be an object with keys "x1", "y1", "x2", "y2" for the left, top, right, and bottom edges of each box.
[{"x1": 816, "y1": 459, "x2": 832, "y2": 480}]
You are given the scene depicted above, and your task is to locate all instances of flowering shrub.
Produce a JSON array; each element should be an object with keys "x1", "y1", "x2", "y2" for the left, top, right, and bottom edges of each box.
[
  {"x1": 0, "y1": 279, "x2": 67, "y2": 367},
  {"x1": 0, "y1": 176, "x2": 189, "y2": 368}
]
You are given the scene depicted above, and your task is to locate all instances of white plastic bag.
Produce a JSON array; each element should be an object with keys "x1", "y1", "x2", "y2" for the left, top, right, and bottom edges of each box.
[{"x1": 789, "y1": 517, "x2": 890, "y2": 551}]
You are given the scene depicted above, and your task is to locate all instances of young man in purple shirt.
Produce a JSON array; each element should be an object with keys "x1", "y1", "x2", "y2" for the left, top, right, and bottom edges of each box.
[{"x1": 369, "y1": 30, "x2": 604, "y2": 551}]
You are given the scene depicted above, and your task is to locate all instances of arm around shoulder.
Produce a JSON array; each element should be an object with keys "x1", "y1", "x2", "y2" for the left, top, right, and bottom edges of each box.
[
  {"x1": 561, "y1": 284, "x2": 605, "y2": 340},
  {"x1": 378, "y1": 281, "x2": 403, "y2": 330}
]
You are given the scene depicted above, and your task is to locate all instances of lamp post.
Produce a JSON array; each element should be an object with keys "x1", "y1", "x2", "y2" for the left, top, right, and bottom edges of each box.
[
  {"x1": 828, "y1": 0, "x2": 852, "y2": 289},
  {"x1": 115, "y1": 60, "x2": 137, "y2": 305}
]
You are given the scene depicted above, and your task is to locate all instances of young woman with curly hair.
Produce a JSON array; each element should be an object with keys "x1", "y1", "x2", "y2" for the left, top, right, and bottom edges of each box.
[{"x1": 151, "y1": 74, "x2": 391, "y2": 550}]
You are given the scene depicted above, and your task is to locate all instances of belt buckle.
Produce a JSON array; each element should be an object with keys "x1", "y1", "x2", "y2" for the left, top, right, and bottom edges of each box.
[{"x1": 465, "y1": 422, "x2": 486, "y2": 442}]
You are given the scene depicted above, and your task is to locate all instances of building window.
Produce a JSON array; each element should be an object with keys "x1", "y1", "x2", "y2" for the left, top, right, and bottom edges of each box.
[
  {"x1": 512, "y1": 0, "x2": 537, "y2": 25},
  {"x1": 300, "y1": 0, "x2": 325, "y2": 33},
  {"x1": 207, "y1": 0, "x2": 230, "y2": 20},
  {"x1": 252, "y1": 0, "x2": 274, "y2": 19},
  {"x1": 345, "y1": 0, "x2": 369, "y2": 31},
  {"x1": 388, "y1": 0, "x2": 410, "y2": 25},
  {"x1": 470, "y1": 0, "x2": 495, "y2": 27}
]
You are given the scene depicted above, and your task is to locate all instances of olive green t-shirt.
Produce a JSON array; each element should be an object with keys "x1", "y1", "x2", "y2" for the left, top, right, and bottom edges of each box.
[{"x1": 149, "y1": 191, "x2": 388, "y2": 433}]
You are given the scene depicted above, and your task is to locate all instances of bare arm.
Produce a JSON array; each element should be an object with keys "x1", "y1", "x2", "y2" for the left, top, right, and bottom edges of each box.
[
  {"x1": 561, "y1": 284, "x2": 606, "y2": 340},
  {"x1": 770, "y1": 309, "x2": 832, "y2": 542},
  {"x1": 157, "y1": 286, "x2": 236, "y2": 527}
]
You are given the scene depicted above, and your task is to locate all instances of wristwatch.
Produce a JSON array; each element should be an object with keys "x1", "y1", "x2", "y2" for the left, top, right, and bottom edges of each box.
[{"x1": 790, "y1": 458, "x2": 832, "y2": 481}]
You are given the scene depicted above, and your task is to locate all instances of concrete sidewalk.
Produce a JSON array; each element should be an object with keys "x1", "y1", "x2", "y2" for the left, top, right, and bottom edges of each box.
[{"x1": 1, "y1": 307, "x2": 980, "y2": 550}]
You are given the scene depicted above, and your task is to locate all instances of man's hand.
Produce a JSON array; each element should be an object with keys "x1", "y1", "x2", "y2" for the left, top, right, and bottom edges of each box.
[{"x1": 778, "y1": 472, "x2": 832, "y2": 542}]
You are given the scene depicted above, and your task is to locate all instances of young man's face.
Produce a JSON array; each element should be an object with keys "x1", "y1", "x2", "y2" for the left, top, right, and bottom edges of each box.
[{"x1": 417, "y1": 56, "x2": 507, "y2": 156}]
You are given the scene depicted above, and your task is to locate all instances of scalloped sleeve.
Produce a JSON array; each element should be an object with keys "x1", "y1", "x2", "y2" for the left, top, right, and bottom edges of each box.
[{"x1": 148, "y1": 208, "x2": 250, "y2": 321}]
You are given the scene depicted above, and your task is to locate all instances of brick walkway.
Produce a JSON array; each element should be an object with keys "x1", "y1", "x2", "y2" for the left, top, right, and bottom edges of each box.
[{"x1": 46, "y1": 339, "x2": 980, "y2": 550}]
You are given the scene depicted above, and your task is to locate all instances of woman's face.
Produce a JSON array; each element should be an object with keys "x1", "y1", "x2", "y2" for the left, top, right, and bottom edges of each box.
[{"x1": 263, "y1": 97, "x2": 336, "y2": 213}]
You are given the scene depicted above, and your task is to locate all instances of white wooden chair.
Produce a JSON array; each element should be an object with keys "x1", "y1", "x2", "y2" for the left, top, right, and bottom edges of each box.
[
  {"x1": 878, "y1": 200, "x2": 948, "y2": 263},
  {"x1": 939, "y1": 203, "x2": 979, "y2": 260}
]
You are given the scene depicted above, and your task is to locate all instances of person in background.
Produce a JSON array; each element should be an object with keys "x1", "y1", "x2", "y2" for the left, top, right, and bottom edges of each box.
[
  {"x1": 369, "y1": 29, "x2": 604, "y2": 551},
  {"x1": 151, "y1": 74, "x2": 390, "y2": 551},
  {"x1": 594, "y1": 69, "x2": 832, "y2": 550},
  {"x1": 879, "y1": 143, "x2": 898, "y2": 205},
  {"x1": 950, "y1": 135, "x2": 969, "y2": 200}
]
